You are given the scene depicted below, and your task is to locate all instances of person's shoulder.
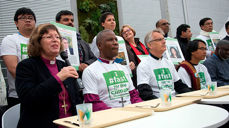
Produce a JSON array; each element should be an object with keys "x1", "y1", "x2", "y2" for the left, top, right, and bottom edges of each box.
[
  {"x1": 18, "y1": 57, "x2": 38, "y2": 66},
  {"x1": 84, "y1": 60, "x2": 99, "y2": 71},
  {"x1": 116, "y1": 36, "x2": 124, "y2": 40},
  {"x1": 2, "y1": 33, "x2": 19, "y2": 42}
]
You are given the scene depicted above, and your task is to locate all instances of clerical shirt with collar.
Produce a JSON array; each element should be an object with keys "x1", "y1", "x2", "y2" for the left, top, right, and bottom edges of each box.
[
  {"x1": 41, "y1": 57, "x2": 72, "y2": 118},
  {"x1": 82, "y1": 57, "x2": 142, "y2": 112}
]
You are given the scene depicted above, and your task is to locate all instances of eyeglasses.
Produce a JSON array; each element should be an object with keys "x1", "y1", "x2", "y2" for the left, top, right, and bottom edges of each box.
[
  {"x1": 122, "y1": 29, "x2": 131, "y2": 35},
  {"x1": 150, "y1": 38, "x2": 165, "y2": 42},
  {"x1": 42, "y1": 35, "x2": 61, "y2": 40},
  {"x1": 161, "y1": 22, "x2": 170, "y2": 26},
  {"x1": 204, "y1": 22, "x2": 213, "y2": 26},
  {"x1": 18, "y1": 16, "x2": 34, "y2": 21},
  {"x1": 198, "y1": 47, "x2": 207, "y2": 51}
]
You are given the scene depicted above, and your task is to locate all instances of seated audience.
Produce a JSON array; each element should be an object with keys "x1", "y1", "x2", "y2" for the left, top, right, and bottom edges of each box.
[
  {"x1": 203, "y1": 40, "x2": 229, "y2": 86},
  {"x1": 82, "y1": 29, "x2": 142, "y2": 112},
  {"x1": 120, "y1": 25, "x2": 149, "y2": 88},
  {"x1": 15, "y1": 24, "x2": 83, "y2": 128},
  {"x1": 177, "y1": 39, "x2": 211, "y2": 90},
  {"x1": 137, "y1": 29, "x2": 191, "y2": 101}
]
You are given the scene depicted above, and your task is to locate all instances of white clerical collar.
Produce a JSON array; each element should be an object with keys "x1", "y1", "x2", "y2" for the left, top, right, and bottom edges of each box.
[
  {"x1": 98, "y1": 57, "x2": 114, "y2": 64},
  {"x1": 41, "y1": 56, "x2": 56, "y2": 65}
]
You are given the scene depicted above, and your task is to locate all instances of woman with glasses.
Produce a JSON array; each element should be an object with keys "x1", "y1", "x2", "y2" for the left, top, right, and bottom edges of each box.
[
  {"x1": 120, "y1": 25, "x2": 149, "y2": 88},
  {"x1": 177, "y1": 39, "x2": 211, "y2": 90},
  {"x1": 15, "y1": 23, "x2": 83, "y2": 128}
]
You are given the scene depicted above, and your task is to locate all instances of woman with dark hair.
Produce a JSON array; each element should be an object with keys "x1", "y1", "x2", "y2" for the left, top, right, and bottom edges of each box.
[
  {"x1": 15, "y1": 23, "x2": 83, "y2": 128},
  {"x1": 177, "y1": 39, "x2": 211, "y2": 90},
  {"x1": 170, "y1": 47, "x2": 181, "y2": 58},
  {"x1": 120, "y1": 25, "x2": 149, "y2": 88}
]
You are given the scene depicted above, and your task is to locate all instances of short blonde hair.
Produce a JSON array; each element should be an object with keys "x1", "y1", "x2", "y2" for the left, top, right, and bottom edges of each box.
[
  {"x1": 28, "y1": 23, "x2": 64, "y2": 57},
  {"x1": 120, "y1": 24, "x2": 136, "y2": 37}
]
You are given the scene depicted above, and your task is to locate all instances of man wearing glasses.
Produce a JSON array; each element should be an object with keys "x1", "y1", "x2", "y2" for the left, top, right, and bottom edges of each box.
[
  {"x1": 137, "y1": 29, "x2": 191, "y2": 100},
  {"x1": 156, "y1": 19, "x2": 170, "y2": 38},
  {"x1": 196, "y1": 17, "x2": 215, "y2": 57},
  {"x1": 0, "y1": 7, "x2": 36, "y2": 108}
]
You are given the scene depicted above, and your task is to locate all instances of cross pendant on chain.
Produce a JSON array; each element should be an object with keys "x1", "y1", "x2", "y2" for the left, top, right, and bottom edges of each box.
[{"x1": 62, "y1": 100, "x2": 68, "y2": 115}]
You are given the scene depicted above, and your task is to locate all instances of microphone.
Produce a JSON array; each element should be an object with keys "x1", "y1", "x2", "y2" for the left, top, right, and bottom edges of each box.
[
  {"x1": 60, "y1": 51, "x2": 84, "y2": 90},
  {"x1": 60, "y1": 51, "x2": 71, "y2": 66}
]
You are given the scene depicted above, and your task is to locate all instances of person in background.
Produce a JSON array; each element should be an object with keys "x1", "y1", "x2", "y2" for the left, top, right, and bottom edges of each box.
[
  {"x1": 203, "y1": 40, "x2": 229, "y2": 86},
  {"x1": 223, "y1": 21, "x2": 229, "y2": 41},
  {"x1": 120, "y1": 25, "x2": 149, "y2": 88},
  {"x1": 177, "y1": 39, "x2": 211, "y2": 90},
  {"x1": 15, "y1": 24, "x2": 83, "y2": 128},
  {"x1": 156, "y1": 19, "x2": 170, "y2": 38},
  {"x1": 196, "y1": 17, "x2": 215, "y2": 57},
  {"x1": 137, "y1": 29, "x2": 191, "y2": 101},
  {"x1": 56, "y1": 10, "x2": 97, "y2": 77},
  {"x1": 0, "y1": 7, "x2": 36, "y2": 108},
  {"x1": 82, "y1": 29, "x2": 142, "y2": 112},
  {"x1": 90, "y1": 12, "x2": 123, "y2": 58},
  {"x1": 176, "y1": 24, "x2": 192, "y2": 59}
]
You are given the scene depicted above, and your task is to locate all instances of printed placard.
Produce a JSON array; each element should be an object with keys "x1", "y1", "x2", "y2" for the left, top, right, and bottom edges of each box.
[
  {"x1": 51, "y1": 22, "x2": 80, "y2": 70},
  {"x1": 165, "y1": 38, "x2": 184, "y2": 65},
  {"x1": 115, "y1": 39, "x2": 132, "y2": 76},
  {"x1": 209, "y1": 32, "x2": 219, "y2": 50},
  {"x1": 103, "y1": 70, "x2": 129, "y2": 100}
]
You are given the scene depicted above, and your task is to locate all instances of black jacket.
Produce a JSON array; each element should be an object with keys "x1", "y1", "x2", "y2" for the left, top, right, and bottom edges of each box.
[{"x1": 15, "y1": 57, "x2": 83, "y2": 128}]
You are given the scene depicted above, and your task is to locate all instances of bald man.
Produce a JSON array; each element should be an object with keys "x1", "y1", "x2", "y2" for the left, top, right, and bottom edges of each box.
[
  {"x1": 156, "y1": 19, "x2": 170, "y2": 37},
  {"x1": 82, "y1": 30, "x2": 142, "y2": 112}
]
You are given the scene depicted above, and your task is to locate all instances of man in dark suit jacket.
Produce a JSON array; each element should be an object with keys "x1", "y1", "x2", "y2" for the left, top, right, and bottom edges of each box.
[
  {"x1": 56, "y1": 10, "x2": 97, "y2": 77},
  {"x1": 223, "y1": 21, "x2": 229, "y2": 41}
]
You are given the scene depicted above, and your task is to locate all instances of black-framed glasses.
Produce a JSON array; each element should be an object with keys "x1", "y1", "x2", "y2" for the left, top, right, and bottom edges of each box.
[
  {"x1": 198, "y1": 47, "x2": 207, "y2": 51},
  {"x1": 18, "y1": 16, "x2": 34, "y2": 21},
  {"x1": 150, "y1": 38, "x2": 165, "y2": 42},
  {"x1": 161, "y1": 22, "x2": 170, "y2": 26},
  {"x1": 204, "y1": 22, "x2": 213, "y2": 26}
]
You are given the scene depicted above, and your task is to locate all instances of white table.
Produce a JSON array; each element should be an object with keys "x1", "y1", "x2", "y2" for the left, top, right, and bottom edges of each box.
[
  {"x1": 108, "y1": 104, "x2": 229, "y2": 128},
  {"x1": 200, "y1": 95, "x2": 229, "y2": 104}
]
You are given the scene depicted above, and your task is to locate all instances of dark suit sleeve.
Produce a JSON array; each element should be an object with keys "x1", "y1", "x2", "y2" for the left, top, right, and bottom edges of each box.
[
  {"x1": 81, "y1": 40, "x2": 97, "y2": 65},
  {"x1": 174, "y1": 79, "x2": 193, "y2": 93},
  {"x1": 77, "y1": 33, "x2": 97, "y2": 65},
  {"x1": 137, "y1": 84, "x2": 158, "y2": 101},
  {"x1": 15, "y1": 59, "x2": 62, "y2": 106}
]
